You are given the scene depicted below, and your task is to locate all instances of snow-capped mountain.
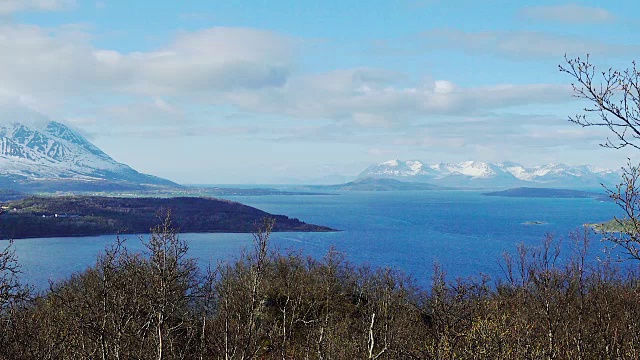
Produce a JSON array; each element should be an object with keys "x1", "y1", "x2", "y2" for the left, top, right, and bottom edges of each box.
[
  {"x1": 0, "y1": 114, "x2": 176, "y2": 191},
  {"x1": 358, "y1": 160, "x2": 622, "y2": 189}
]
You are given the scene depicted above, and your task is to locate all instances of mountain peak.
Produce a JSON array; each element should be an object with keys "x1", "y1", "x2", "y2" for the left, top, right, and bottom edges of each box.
[
  {"x1": 381, "y1": 159, "x2": 400, "y2": 166},
  {"x1": 0, "y1": 115, "x2": 177, "y2": 191}
]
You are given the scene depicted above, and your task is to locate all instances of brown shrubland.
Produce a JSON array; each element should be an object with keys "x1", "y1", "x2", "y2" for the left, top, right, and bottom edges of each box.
[{"x1": 1, "y1": 213, "x2": 640, "y2": 359}]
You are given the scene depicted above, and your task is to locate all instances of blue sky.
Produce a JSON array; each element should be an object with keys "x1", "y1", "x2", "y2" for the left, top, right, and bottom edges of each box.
[{"x1": 2, "y1": 0, "x2": 639, "y2": 183}]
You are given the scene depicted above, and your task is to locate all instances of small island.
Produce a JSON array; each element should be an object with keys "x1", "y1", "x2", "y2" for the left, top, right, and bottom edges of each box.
[
  {"x1": 298, "y1": 177, "x2": 444, "y2": 192},
  {"x1": 523, "y1": 221, "x2": 547, "y2": 225},
  {"x1": 0, "y1": 196, "x2": 336, "y2": 239},
  {"x1": 483, "y1": 187, "x2": 609, "y2": 200}
]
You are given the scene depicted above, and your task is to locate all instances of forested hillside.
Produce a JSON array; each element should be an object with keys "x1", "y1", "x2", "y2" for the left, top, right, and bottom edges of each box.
[{"x1": 0, "y1": 196, "x2": 334, "y2": 239}]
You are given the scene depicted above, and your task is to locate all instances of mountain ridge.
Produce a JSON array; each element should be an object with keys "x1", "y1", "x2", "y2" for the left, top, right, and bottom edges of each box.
[
  {"x1": 0, "y1": 113, "x2": 178, "y2": 191},
  {"x1": 358, "y1": 159, "x2": 621, "y2": 189},
  {"x1": 293, "y1": 177, "x2": 445, "y2": 191}
]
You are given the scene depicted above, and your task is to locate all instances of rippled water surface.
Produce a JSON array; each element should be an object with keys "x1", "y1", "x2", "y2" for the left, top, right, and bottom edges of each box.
[{"x1": 5, "y1": 191, "x2": 623, "y2": 289}]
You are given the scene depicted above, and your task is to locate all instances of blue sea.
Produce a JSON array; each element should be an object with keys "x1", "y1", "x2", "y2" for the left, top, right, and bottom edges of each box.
[{"x1": 3, "y1": 190, "x2": 626, "y2": 290}]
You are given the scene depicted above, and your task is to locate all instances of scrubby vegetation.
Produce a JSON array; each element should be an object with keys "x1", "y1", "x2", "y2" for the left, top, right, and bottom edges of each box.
[
  {"x1": 1, "y1": 215, "x2": 640, "y2": 359},
  {"x1": 588, "y1": 218, "x2": 630, "y2": 232}
]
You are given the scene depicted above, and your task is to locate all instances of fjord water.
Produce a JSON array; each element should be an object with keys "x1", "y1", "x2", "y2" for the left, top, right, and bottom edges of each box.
[{"x1": 6, "y1": 191, "x2": 623, "y2": 290}]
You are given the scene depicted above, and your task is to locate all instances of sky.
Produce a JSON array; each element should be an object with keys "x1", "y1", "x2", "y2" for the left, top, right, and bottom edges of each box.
[{"x1": 0, "y1": 0, "x2": 639, "y2": 184}]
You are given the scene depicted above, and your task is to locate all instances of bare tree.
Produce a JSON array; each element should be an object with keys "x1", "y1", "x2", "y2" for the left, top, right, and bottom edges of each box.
[
  {"x1": 211, "y1": 217, "x2": 275, "y2": 360},
  {"x1": 0, "y1": 240, "x2": 31, "y2": 359},
  {"x1": 597, "y1": 160, "x2": 640, "y2": 260},
  {"x1": 239, "y1": 217, "x2": 274, "y2": 360},
  {"x1": 561, "y1": 55, "x2": 640, "y2": 259},
  {"x1": 0, "y1": 240, "x2": 27, "y2": 311},
  {"x1": 143, "y1": 210, "x2": 198, "y2": 360},
  {"x1": 559, "y1": 54, "x2": 640, "y2": 150}
]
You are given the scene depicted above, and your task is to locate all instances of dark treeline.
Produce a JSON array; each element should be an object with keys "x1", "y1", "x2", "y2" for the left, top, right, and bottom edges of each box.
[{"x1": 2, "y1": 217, "x2": 640, "y2": 359}]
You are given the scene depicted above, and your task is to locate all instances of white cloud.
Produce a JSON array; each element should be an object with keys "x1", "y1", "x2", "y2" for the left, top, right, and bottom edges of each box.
[
  {"x1": 266, "y1": 112, "x2": 610, "y2": 165},
  {"x1": 0, "y1": 22, "x2": 581, "y2": 147},
  {"x1": 101, "y1": 98, "x2": 186, "y2": 126},
  {"x1": 422, "y1": 29, "x2": 640, "y2": 59},
  {"x1": 0, "y1": 25, "x2": 295, "y2": 97},
  {"x1": 0, "y1": 0, "x2": 75, "y2": 14},
  {"x1": 433, "y1": 80, "x2": 454, "y2": 94},
  {"x1": 126, "y1": 28, "x2": 294, "y2": 95},
  {"x1": 222, "y1": 69, "x2": 572, "y2": 126},
  {"x1": 392, "y1": 135, "x2": 466, "y2": 149},
  {"x1": 520, "y1": 3, "x2": 615, "y2": 24},
  {"x1": 352, "y1": 113, "x2": 393, "y2": 128}
]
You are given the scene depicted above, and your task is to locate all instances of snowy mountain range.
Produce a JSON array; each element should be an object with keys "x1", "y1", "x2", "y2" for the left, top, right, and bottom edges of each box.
[
  {"x1": 0, "y1": 112, "x2": 176, "y2": 191},
  {"x1": 358, "y1": 160, "x2": 622, "y2": 189}
]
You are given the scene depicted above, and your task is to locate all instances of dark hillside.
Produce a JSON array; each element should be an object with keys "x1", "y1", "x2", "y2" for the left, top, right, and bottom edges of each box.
[
  {"x1": 0, "y1": 189, "x2": 26, "y2": 202},
  {"x1": 0, "y1": 196, "x2": 335, "y2": 239}
]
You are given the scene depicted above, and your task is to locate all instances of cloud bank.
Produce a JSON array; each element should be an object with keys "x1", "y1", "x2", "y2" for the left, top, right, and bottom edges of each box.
[
  {"x1": 0, "y1": 22, "x2": 577, "y2": 133},
  {"x1": 0, "y1": 0, "x2": 75, "y2": 14},
  {"x1": 520, "y1": 3, "x2": 616, "y2": 24},
  {"x1": 422, "y1": 29, "x2": 640, "y2": 59}
]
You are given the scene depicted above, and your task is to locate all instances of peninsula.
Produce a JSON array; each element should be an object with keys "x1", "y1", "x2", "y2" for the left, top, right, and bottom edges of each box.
[{"x1": 0, "y1": 196, "x2": 336, "y2": 239}]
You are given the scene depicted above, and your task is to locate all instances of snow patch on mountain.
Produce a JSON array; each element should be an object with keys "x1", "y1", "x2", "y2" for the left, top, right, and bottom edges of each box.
[
  {"x1": 381, "y1": 160, "x2": 400, "y2": 166},
  {"x1": 444, "y1": 161, "x2": 499, "y2": 178},
  {"x1": 358, "y1": 160, "x2": 621, "y2": 189},
  {"x1": 0, "y1": 111, "x2": 176, "y2": 189}
]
